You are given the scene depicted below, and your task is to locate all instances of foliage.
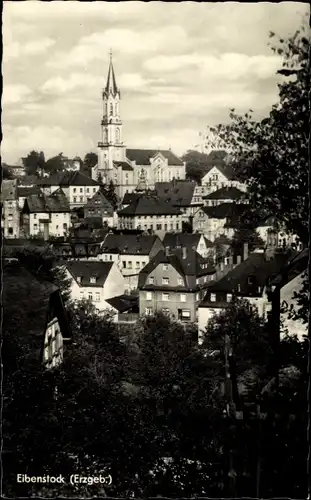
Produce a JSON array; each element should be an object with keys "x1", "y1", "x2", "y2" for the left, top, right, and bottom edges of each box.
[
  {"x1": 206, "y1": 26, "x2": 309, "y2": 244},
  {"x1": 182, "y1": 149, "x2": 227, "y2": 183},
  {"x1": 231, "y1": 227, "x2": 265, "y2": 254},
  {"x1": 102, "y1": 180, "x2": 118, "y2": 209},
  {"x1": 2, "y1": 164, "x2": 15, "y2": 179},
  {"x1": 44, "y1": 153, "x2": 66, "y2": 175},
  {"x1": 83, "y1": 152, "x2": 98, "y2": 169},
  {"x1": 23, "y1": 150, "x2": 46, "y2": 177}
]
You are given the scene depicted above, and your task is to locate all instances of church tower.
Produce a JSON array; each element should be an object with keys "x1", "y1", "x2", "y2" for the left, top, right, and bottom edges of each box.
[{"x1": 98, "y1": 51, "x2": 126, "y2": 183}]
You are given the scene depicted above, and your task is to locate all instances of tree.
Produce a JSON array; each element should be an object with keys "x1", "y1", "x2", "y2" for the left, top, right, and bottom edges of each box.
[
  {"x1": 182, "y1": 149, "x2": 227, "y2": 183},
  {"x1": 2, "y1": 164, "x2": 14, "y2": 179},
  {"x1": 231, "y1": 227, "x2": 264, "y2": 254},
  {"x1": 206, "y1": 25, "x2": 309, "y2": 244},
  {"x1": 44, "y1": 153, "x2": 65, "y2": 175},
  {"x1": 83, "y1": 152, "x2": 98, "y2": 169},
  {"x1": 23, "y1": 150, "x2": 46, "y2": 177},
  {"x1": 104, "y1": 180, "x2": 118, "y2": 209},
  {"x1": 97, "y1": 171, "x2": 104, "y2": 185}
]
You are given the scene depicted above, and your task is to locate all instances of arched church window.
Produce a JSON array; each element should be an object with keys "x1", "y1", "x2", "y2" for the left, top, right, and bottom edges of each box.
[
  {"x1": 116, "y1": 128, "x2": 120, "y2": 143},
  {"x1": 110, "y1": 103, "x2": 114, "y2": 115},
  {"x1": 103, "y1": 128, "x2": 108, "y2": 142}
]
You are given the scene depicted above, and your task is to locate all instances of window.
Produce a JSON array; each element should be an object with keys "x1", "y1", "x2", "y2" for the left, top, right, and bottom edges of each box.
[
  {"x1": 142, "y1": 261, "x2": 146, "y2": 267},
  {"x1": 80, "y1": 197, "x2": 83, "y2": 202},
  {"x1": 93, "y1": 188, "x2": 96, "y2": 192},
  {"x1": 34, "y1": 214, "x2": 37, "y2": 219},
  {"x1": 212, "y1": 173, "x2": 218, "y2": 181},
  {"x1": 163, "y1": 264, "x2": 169, "y2": 271},
  {"x1": 34, "y1": 223, "x2": 38, "y2": 228},
  {"x1": 128, "y1": 261, "x2": 132, "y2": 269},
  {"x1": 178, "y1": 278, "x2": 183, "y2": 286},
  {"x1": 88, "y1": 292, "x2": 93, "y2": 301},
  {"x1": 156, "y1": 223, "x2": 162, "y2": 230},
  {"x1": 55, "y1": 214, "x2": 59, "y2": 218},
  {"x1": 227, "y1": 294, "x2": 233, "y2": 302},
  {"x1": 123, "y1": 261, "x2": 126, "y2": 268},
  {"x1": 63, "y1": 223, "x2": 67, "y2": 230},
  {"x1": 145, "y1": 307, "x2": 153, "y2": 315},
  {"x1": 73, "y1": 197, "x2": 76, "y2": 203},
  {"x1": 181, "y1": 310, "x2": 191, "y2": 318},
  {"x1": 86, "y1": 188, "x2": 89, "y2": 193},
  {"x1": 180, "y1": 293, "x2": 186, "y2": 302},
  {"x1": 149, "y1": 277, "x2": 154, "y2": 284},
  {"x1": 146, "y1": 292, "x2": 152, "y2": 301},
  {"x1": 80, "y1": 188, "x2": 83, "y2": 193},
  {"x1": 104, "y1": 254, "x2": 108, "y2": 261},
  {"x1": 110, "y1": 103, "x2": 113, "y2": 115},
  {"x1": 209, "y1": 293, "x2": 217, "y2": 302},
  {"x1": 162, "y1": 277, "x2": 169, "y2": 285},
  {"x1": 90, "y1": 277, "x2": 96, "y2": 284},
  {"x1": 176, "y1": 223, "x2": 179, "y2": 230},
  {"x1": 95, "y1": 292, "x2": 100, "y2": 302},
  {"x1": 248, "y1": 275, "x2": 255, "y2": 285},
  {"x1": 162, "y1": 293, "x2": 169, "y2": 301},
  {"x1": 136, "y1": 261, "x2": 140, "y2": 269},
  {"x1": 110, "y1": 255, "x2": 112, "y2": 260},
  {"x1": 164, "y1": 224, "x2": 167, "y2": 231},
  {"x1": 8, "y1": 227, "x2": 13, "y2": 235},
  {"x1": 56, "y1": 225, "x2": 59, "y2": 229},
  {"x1": 79, "y1": 291, "x2": 84, "y2": 299},
  {"x1": 77, "y1": 276, "x2": 82, "y2": 283},
  {"x1": 73, "y1": 188, "x2": 77, "y2": 193}
]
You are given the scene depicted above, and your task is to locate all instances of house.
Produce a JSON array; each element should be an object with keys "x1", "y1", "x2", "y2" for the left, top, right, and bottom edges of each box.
[
  {"x1": 193, "y1": 202, "x2": 248, "y2": 241},
  {"x1": 202, "y1": 186, "x2": 246, "y2": 207},
  {"x1": 98, "y1": 233, "x2": 164, "y2": 292},
  {"x1": 120, "y1": 191, "x2": 145, "y2": 210},
  {"x1": 117, "y1": 195, "x2": 182, "y2": 238},
  {"x1": 138, "y1": 246, "x2": 216, "y2": 323},
  {"x1": 22, "y1": 188, "x2": 71, "y2": 239},
  {"x1": 38, "y1": 171, "x2": 100, "y2": 208},
  {"x1": 105, "y1": 294, "x2": 139, "y2": 324},
  {"x1": 65, "y1": 260, "x2": 125, "y2": 312},
  {"x1": 197, "y1": 247, "x2": 297, "y2": 343},
  {"x1": 162, "y1": 232, "x2": 213, "y2": 259},
  {"x1": 1, "y1": 179, "x2": 20, "y2": 238},
  {"x1": 3, "y1": 260, "x2": 71, "y2": 369},
  {"x1": 3, "y1": 160, "x2": 26, "y2": 177},
  {"x1": 50, "y1": 240, "x2": 101, "y2": 260},
  {"x1": 84, "y1": 189, "x2": 115, "y2": 226},
  {"x1": 155, "y1": 179, "x2": 204, "y2": 222},
  {"x1": 200, "y1": 164, "x2": 246, "y2": 196},
  {"x1": 17, "y1": 185, "x2": 43, "y2": 209},
  {"x1": 256, "y1": 215, "x2": 302, "y2": 249},
  {"x1": 92, "y1": 55, "x2": 185, "y2": 198}
]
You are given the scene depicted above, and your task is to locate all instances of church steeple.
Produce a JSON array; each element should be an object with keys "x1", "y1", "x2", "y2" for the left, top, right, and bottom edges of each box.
[{"x1": 104, "y1": 50, "x2": 119, "y2": 97}]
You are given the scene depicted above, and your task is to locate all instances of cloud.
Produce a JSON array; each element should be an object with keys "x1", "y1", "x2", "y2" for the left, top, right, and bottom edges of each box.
[
  {"x1": 41, "y1": 73, "x2": 97, "y2": 94},
  {"x1": 3, "y1": 37, "x2": 56, "y2": 63},
  {"x1": 2, "y1": 84, "x2": 32, "y2": 105},
  {"x1": 46, "y1": 26, "x2": 188, "y2": 69}
]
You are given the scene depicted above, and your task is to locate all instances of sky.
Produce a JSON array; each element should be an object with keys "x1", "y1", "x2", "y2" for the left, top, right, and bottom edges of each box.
[{"x1": 2, "y1": 1, "x2": 309, "y2": 164}]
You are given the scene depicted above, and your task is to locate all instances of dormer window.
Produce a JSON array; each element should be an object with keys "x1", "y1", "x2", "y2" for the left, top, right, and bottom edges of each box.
[
  {"x1": 90, "y1": 276, "x2": 97, "y2": 284},
  {"x1": 248, "y1": 275, "x2": 255, "y2": 285},
  {"x1": 210, "y1": 293, "x2": 216, "y2": 302},
  {"x1": 227, "y1": 293, "x2": 232, "y2": 302},
  {"x1": 77, "y1": 276, "x2": 82, "y2": 283},
  {"x1": 149, "y1": 277, "x2": 154, "y2": 284}
]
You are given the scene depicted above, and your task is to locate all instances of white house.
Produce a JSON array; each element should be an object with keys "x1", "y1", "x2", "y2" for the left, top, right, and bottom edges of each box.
[
  {"x1": 1, "y1": 179, "x2": 20, "y2": 238},
  {"x1": 65, "y1": 260, "x2": 125, "y2": 312},
  {"x1": 38, "y1": 171, "x2": 100, "y2": 208},
  {"x1": 201, "y1": 165, "x2": 246, "y2": 196}
]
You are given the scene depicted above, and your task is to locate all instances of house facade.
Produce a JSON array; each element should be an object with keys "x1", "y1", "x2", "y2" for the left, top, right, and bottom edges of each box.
[
  {"x1": 93, "y1": 54, "x2": 186, "y2": 198},
  {"x1": 162, "y1": 232, "x2": 213, "y2": 259},
  {"x1": 38, "y1": 171, "x2": 100, "y2": 208},
  {"x1": 65, "y1": 260, "x2": 125, "y2": 312},
  {"x1": 193, "y1": 203, "x2": 248, "y2": 241},
  {"x1": 201, "y1": 165, "x2": 246, "y2": 195},
  {"x1": 138, "y1": 247, "x2": 216, "y2": 323},
  {"x1": 84, "y1": 189, "x2": 115, "y2": 226},
  {"x1": 1, "y1": 179, "x2": 20, "y2": 238}
]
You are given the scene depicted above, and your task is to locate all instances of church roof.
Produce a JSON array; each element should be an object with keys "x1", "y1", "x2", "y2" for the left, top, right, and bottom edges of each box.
[
  {"x1": 155, "y1": 180, "x2": 197, "y2": 207},
  {"x1": 118, "y1": 196, "x2": 181, "y2": 216},
  {"x1": 105, "y1": 57, "x2": 118, "y2": 96},
  {"x1": 126, "y1": 149, "x2": 184, "y2": 166}
]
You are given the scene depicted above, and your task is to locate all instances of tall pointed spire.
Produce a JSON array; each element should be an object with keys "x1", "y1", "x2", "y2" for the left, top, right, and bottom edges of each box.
[{"x1": 105, "y1": 49, "x2": 118, "y2": 96}]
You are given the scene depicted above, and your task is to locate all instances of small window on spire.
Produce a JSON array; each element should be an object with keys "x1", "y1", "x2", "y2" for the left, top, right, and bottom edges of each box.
[{"x1": 110, "y1": 103, "x2": 113, "y2": 115}]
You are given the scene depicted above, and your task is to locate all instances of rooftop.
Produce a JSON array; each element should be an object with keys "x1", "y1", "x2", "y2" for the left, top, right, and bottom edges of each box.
[
  {"x1": 203, "y1": 186, "x2": 245, "y2": 200},
  {"x1": 126, "y1": 148, "x2": 184, "y2": 166},
  {"x1": 24, "y1": 188, "x2": 70, "y2": 213},
  {"x1": 101, "y1": 233, "x2": 160, "y2": 255},
  {"x1": 155, "y1": 180, "x2": 199, "y2": 207},
  {"x1": 37, "y1": 171, "x2": 100, "y2": 187},
  {"x1": 65, "y1": 260, "x2": 114, "y2": 287},
  {"x1": 118, "y1": 195, "x2": 181, "y2": 216}
]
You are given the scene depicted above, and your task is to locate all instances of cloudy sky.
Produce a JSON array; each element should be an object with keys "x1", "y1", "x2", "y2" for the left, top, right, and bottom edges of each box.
[{"x1": 2, "y1": 1, "x2": 308, "y2": 164}]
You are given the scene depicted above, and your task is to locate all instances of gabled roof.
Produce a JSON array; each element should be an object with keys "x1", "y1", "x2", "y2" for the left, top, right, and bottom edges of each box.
[
  {"x1": 101, "y1": 233, "x2": 160, "y2": 255},
  {"x1": 118, "y1": 196, "x2": 181, "y2": 216},
  {"x1": 202, "y1": 202, "x2": 248, "y2": 219},
  {"x1": 105, "y1": 294, "x2": 138, "y2": 313},
  {"x1": 126, "y1": 149, "x2": 184, "y2": 166},
  {"x1": 105, "y1": 57, "x2": 119, "y2": 96},
  {"x1": 201, "y1": 250, "x2": 297, "y2": 297},
  {"x1": 65, "y1": 261, "x2": 114, "y2": 287},
  {"x1": 121, "y1": 192, "x2": 143, "y2": 205},
  {"x1": 113, "y1": 161, "x2": 133, "y2": 171},
  {"x1": 138, "y1": 249, "x2": 216, "y2": 288},
  {"x1": 84, "y1": 190, "x2": 113, "y2": 210},
  {"x1": 162, "y1": 232, "x2": 202, "y2": 250},
  {"x1": 24, "y1": 188, "x2": 70, "y2": 213},
  {"x1": 203, "y1": 186, "x2": 245, "y2": 200},
  {"x1": 37, "y1": 171, "x2": 99, "y2": 187},
  {"x1": 155, "y1": 180, "x2": 198, "y2": 207},
  {"x1": 17, "y1": 175, "x2": 38, "y2": 186},
  {"x1": 1, "y1": 180, "x2": 17, "y2": 201},
  {"x1": 201, "y1": 163, "x2": 239, "y2": 181}
]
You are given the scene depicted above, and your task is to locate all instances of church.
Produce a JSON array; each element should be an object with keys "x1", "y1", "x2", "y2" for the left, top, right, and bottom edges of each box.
[{"x1": 92, "y1": 54, "x2": 186, "y2": 198}]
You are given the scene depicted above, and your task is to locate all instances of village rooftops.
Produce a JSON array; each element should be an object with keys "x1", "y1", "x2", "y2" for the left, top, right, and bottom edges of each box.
[
  {"x1": 118, "y1": 196, "x2": 181, "y2": 216},
  {"x1": 100, "y1": 233, "x2": 160, "y2": 255},
  {"x1": 201, "y1": 202, "x2": 249, "y2": 219},
  {"x1": 200, "y1": 249, "x2": 297, "y2": 301},
  {"x1": 37, "y1": 171, "x2": 99, "y2": 187},
  {"x1": 155, "y1": 180, "x2": 200, "y2": 207},
  {"x1": 17, "y1": 186, "x2": 43, "y2": 198},
  {"x1": 201, "y1": 163, "x2": 239, "y2": 181},
  {"x1": 84, "y1": 190, "x2": 113, "y2": 210},
  {"x1": 203, "y1": 186, "x2": 246, "y2": 200},
  {"x1": 23, "y1": 188, "x2": 70, "y2": 213},
  {"x1": 163, "y1": 232, "x2": 208, "y2": 251},
  {"x1": 126, "y1": 148, "x2": 184, "y2": 166},
  {"x1": 65, "y1": 261, "x2": 114, "y2": 287}
]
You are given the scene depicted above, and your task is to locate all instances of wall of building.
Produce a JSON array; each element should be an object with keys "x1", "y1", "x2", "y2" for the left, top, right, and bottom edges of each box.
[
  {"x1": 43, "y1": 317, "x2": 63, "y2": 368},
  {"x1": 139, "y1": 289, "x2": 198, "y2": 323},
  {"x1": 3, "y1": 200, "x2": 20, "y2": 238},
  {"x1": 118, "y1": 214, "x2": 182, "y2": 235}
]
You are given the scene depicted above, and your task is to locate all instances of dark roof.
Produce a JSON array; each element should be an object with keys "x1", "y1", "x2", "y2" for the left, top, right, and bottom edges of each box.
[
  {"x1": 118, "y1": 196, "x2": 181, "y2": 216},
  {"x1": 202, "y1": 202, "x2": 248, "y2": 219},
  {"x1": 113, "y1": 161, "x2": 133, "y2": 171},
  {"x1": 38, "y1": 171, "x2": 99, "y2": 187},
  {"x1": 138, "y1": 249, "x2": 216, "y2": 288},
  {"x1": 24, "y1": 188, "x2": 70, "y2": 213},
  {"x1": 17, "y1": 186, "x2": 42, "y2": 198},
  {"x1": 105, "y1": 58, "x2": 118, "y2": 95},
  {"x1": 105, "y1": 294, "x2": 138, "y2": 313},
  {"x1": 202, "y1": 163, "x2": 239, "y2": 181},
  {"x1": 155, "y1": 180, "x2": 197, "y2": 207},
  {"x1": 163, "y1": 232, "x2": 202, "y2": 250},
  {"x1": 1, "y1": 180, "x2": 17, "y2": 201},
  {"x1": 203, "y1": 186, "x2": 245, "y2": 200},
  {"x1": 126, "y1": 149, "x2": 184, "y2": 166},
  {"x1": 65, "y1": 261, "x2": 114, "y2": 287},
  {"x1": 214, "y1": 234, "x2": 232, "y2": 245},
  {"x1": 121, "y1": 192, "x2": 145, "y2": 205},
  {"x1": 84, "y1": 190, "x2": 113, "y2": 210},
  {"x1": 101, "y1": 233, "x2": 160, "y2": 255},
  {"x1": 269, "y1": 248, "x2": 308, "y2": 287},
  {"x1": 17, "y1": 175, "x2": 39, "y2": 186},
  {"x1": 201, "y1": 250, "x2": 297, "y2": 296}
]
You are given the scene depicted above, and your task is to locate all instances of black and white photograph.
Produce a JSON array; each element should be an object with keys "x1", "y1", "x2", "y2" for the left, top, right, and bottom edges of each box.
[{"x1": 2, "y1": 1, "x2": 310, "y2": 498}]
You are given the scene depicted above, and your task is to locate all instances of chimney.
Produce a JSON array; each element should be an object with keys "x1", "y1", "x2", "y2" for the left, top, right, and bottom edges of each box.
[
  {"x1": 237, "y1": 255, "x2": 242, "y2": 265},
  {"x1": 243, "y1": 242, "x2": 248, "y2": 261},
  {"x1": 182, "y1": 246, "x2": 187, "y2": 259}
]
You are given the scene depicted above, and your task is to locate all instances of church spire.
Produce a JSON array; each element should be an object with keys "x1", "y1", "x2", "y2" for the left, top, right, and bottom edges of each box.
[{"x1": 105, "y1": 49, "x2": 118, "y2": 96}]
